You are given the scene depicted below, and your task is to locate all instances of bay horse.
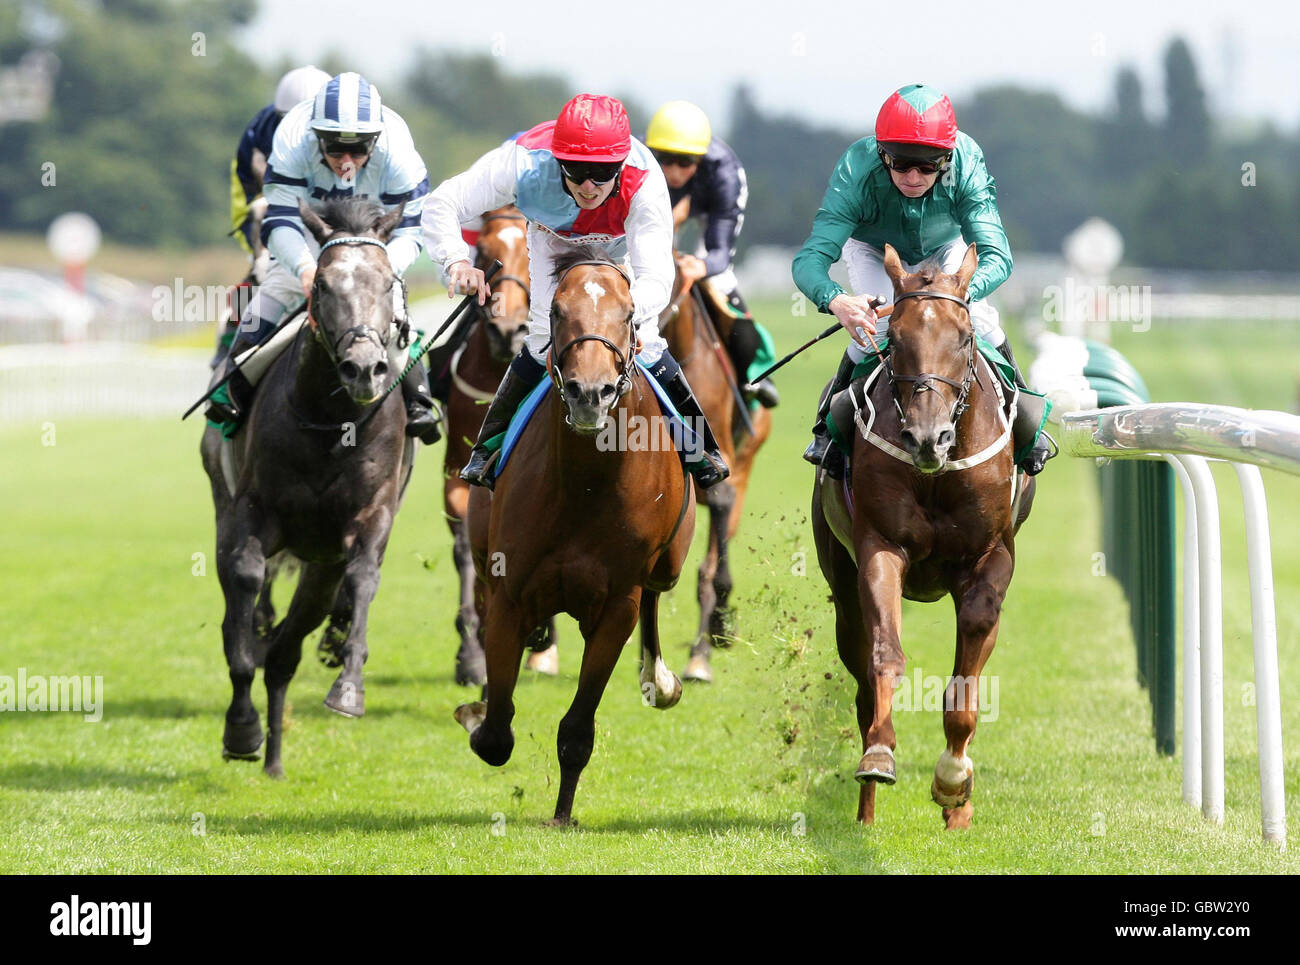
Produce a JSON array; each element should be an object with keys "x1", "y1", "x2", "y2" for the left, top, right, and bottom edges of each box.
[
  {"x1": 658, "y1": 260, "x2": 771, "y2": 683},
  {"x1": 200, "y1": 198, "x2": 413, "y2": 777},
  {"x1": 455, "y1": 250, "x2": 695, "y2": 825},
  {"x1": 811, "y1": 243, "x2": 1036, "y2": 828},
  {"x1": 436, "y1": 207, "x2": 535, "y2": 685}
]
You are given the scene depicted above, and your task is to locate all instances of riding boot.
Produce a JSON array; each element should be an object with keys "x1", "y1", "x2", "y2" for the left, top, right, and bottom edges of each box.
[
  {"x1": 204, "y1": 338, "x2": 256, "y2": 426},
  {"x1": 803, "y1": 349, "x2": 858, "y2": 480},
  {"x1": 459, "y1": 350, "x2": 547, "y2": 490},
  {"x1": 996, "y1": 341, "x2": 1056, "y2": 476},
  {"x1": 399, "y1": 356, "x2": 443, "y2": 444},
  {"x1": 726, "y1": 314, "x2": 780, "y2": 408},
  {"x1": 648, "y1": 352, "x2": 730, "y2": 489}
]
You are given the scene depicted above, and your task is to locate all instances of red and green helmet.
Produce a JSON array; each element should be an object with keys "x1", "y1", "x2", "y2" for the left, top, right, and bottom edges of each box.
[{"x1": 875, "y1": 84, "x2": 957, "y2": 156}]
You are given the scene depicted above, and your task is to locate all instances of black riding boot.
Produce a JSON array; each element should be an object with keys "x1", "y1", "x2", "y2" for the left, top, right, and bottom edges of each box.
[
  {"x1": 803, "y1": 350, "x2": 858, "y2": 479},
  {"x1": 459, "y1": 350, "x2": 547, "y2": 490},
  {"x1": 204, "y1": 333, "x2": 260, "y2": 426},
  {"x1": 649, "y1": 352, "x2": 730, "y2": 489},
  {"x1": 996, "y1": 341, "x2": 1055, "y2": 476},
  {"x1": 727, "y1": 313, "x2": 779, "y2": 408},
  {"x1": 400, "y1": 357, "x2": 443, "y2": 444}
]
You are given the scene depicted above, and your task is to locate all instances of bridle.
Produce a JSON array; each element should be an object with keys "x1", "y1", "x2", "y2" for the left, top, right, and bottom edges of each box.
[
  {"x1": 309, "y1": 235, "x2": 401, "y2": 369},
  {"x1": 882, "y1": 289, "x2": 978, "y2": 427},
  {"x1": 475, "y1": 213, "x2": 531, "y2": 320},
  {"x1": 547, "y1": 260, "x2": 637, "y2": 407}
]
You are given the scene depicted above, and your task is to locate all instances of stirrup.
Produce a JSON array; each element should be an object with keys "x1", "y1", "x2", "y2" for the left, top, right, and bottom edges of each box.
[
  {"x1": 460, "y1": 447, "x2": 500, "y2": 490},
  {"x1": 689, "y1": 453, "x2": 730, "y2": 489},
  {"x1": 1020, "y1": 431, "x2": 1058, "y2": 476},
  {"x1": 404, "y1": 400, "x2": 443, "y2": 445}
]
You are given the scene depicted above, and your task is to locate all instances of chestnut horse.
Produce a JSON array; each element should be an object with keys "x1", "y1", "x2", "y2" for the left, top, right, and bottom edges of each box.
[
  {"x1": 658, "y1": 261, "x2": 771, "y2": 683},
  {"x1": 437, "y1": 207, "x2": 536, "y2": 685},
  {"x1": 455, "y1": 250, "x2": 695, "y2": 825},
  {"x1": 811, "y1": 244, "x2": 1035, "y2": 829}
]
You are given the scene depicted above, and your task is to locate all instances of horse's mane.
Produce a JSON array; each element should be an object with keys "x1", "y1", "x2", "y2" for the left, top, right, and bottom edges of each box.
[
  {"x1": 311, "y1": 198, "x2": 387, "y2": 236},
  {"x1": 551, "y1": 248, "x2": 620, "y2": 281}
]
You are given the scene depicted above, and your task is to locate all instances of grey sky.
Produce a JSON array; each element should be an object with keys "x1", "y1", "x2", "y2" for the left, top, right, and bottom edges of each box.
[{"x1": 240, "y1": 0, "x2": 1298, "y2": 133}]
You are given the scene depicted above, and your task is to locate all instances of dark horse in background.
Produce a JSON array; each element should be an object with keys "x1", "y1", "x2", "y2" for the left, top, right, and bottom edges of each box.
[
  {"x1": 200, "y1": 198, "x2": 414, "y2": 777},
  {"x1": 431, "y1": 207, "x2": 557, "y2": 684},
  {"x1": 455, "y1": 251, "x2": 695, "y2": 825},
  {"x1": 812, "y1": 244, "x2": 1035, "y2": 828},
  {"x1": 659, "y1": 257, "x2": 771, "y2": 683}
]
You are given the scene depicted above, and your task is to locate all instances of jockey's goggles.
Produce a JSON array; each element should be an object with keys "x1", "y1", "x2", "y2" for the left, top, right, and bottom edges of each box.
[
  {"x1": 653, "y1": 150, "x2": 703, "y2": 168},
  {"x1": 558, "y1": 160, "x2": 622, "y2": 186},
  {"x1": 318, "y1": 135, "x2": 378, "y2": 158},
  {"x1": 878, "y1": 148, "x2": 951, "y2": 175}
]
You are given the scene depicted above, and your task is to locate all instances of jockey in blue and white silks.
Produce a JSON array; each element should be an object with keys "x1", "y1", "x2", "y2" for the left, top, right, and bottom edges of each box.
[{"x1": 207, "y1": 72, "x2": 442, "y2": 444}]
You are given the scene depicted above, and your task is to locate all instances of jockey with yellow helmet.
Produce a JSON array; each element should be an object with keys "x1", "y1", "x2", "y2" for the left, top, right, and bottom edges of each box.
[
  {"x1": 793, "y1": 83, "x2": 1053, "y2": 478},
  {"x1": 421, "y1": 93, "x2": 730, "y2": 490},
  {"x1": 646, "y1": 100, "x2": 778, "y2": 408}
]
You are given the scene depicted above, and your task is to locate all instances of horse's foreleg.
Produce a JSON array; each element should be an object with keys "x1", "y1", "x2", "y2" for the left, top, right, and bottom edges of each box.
[
  {"x1": 216, "y1": 512, "x2": 276, "y2": 760},
  {"x1": 263, "y1": 561, "x2": 344, "y2": 778},
  {"x1": 639, "y1": 589, "x2": 681, "y2": 709},
  {"x1": 323, "y1": 505, "x2": 395, "y2": 718},
  {"x1": 854, "y1": 541, "x2": 908, "y2": 794},
  {"x1": 450, "y1": 517, "x2": 486, "y2": 686},
  {"x1": 461, "y1": 590, "x2": 529, "y2": 767},
  {"x1": 553, "y1": 591, "x2": 641, "y2": 826},
  {"x1": 684, "y1": 482, "x2": 734, "y2": 683},
  {"x1": 935, "y1": 542, "x2": 1013, "y2": 829}
]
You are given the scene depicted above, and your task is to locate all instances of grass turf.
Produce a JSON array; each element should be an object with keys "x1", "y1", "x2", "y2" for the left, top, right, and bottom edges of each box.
[{"x1": 1, "y1": 303, "x2": 1297, "y2": 873}]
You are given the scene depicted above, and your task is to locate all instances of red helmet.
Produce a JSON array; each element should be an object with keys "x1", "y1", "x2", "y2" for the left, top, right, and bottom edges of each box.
[
  {"x1": 875, "y1": 84, "x2": 957, "y2": 151},
  {"x1": 551, "y1": 94, "x2": 631, "y2": 162}
]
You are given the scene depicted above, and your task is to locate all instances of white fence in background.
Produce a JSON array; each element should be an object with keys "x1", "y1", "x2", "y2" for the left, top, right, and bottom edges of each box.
[
  {"x1": 1059, "y1": 403, "x2": 1295, "y2": 848},
  {"x1": 0, "y1": 343, "x2": 210, "y2": 422}
]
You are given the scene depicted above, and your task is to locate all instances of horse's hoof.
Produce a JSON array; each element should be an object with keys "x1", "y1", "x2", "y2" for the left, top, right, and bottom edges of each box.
[
  {"x1": 681, "y1": 655, "x2": 713, "y2": 683},
  {"x1": 931, "y1": 750, "x2": 974, "y2": 807},
  {"x1": 454, "y1": 644, "x2": 487, "y2": 687},
  {"x1": 323, "y1": 679, "x2": 365, "y2": 718},
  {"x1": 453, "y1": 700, "x2": 488, "y2": 735},
  {"x1": 545, "y1": 816, "x2": 577, "y2": 828},
  {"x1": 525, "y1": 644, "x2": 558, "y2": 675},
  {"x1": 651, "y1": 673, "x2": 682, "y2": 710},
  {"x1": 855, "y1": 744, "x2": 897, "y2": 785},
  {"x1": 222, "y1": 716, "x2": 264, "y2": 760},
  {"x1": 524, "y1": 625, "x2": 552, "y2": 653},
  {"x1": 942, "y1": 801, "x2": 974, "y2": 830},
  {"x1": 708, "y1": 607, "x2": 735, "y2": 647},
  {"x1": 264, "y1": 760, "x2": 285, "y2": 779},
  {"x1": 316, "y1": 623, "x2": 347, "y2": 668}
]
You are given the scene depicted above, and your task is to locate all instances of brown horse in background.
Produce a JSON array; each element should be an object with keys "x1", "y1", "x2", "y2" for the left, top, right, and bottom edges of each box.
[
  {"x1": 811, "y1": 244, "x2": 1035, "y2": 829},
  {"x1": 455, "y1": 251, "x2": 695, "y2": 825},
  {"x1": 659, "y1": 258, "x2": 771, "y2": 683},
  {"x1": 437, "y1": 207, "x2": 546, "y2": 685}
]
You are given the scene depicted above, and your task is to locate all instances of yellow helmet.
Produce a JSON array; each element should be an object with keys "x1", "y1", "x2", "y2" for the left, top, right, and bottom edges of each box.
[{"x1": 646, "y1": 101, "x2": 712, "y2": 156}]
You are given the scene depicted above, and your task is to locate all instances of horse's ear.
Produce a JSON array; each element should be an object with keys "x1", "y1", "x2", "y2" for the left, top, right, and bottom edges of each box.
[
  {"x1": 954, "y1": 243, "x2": 978, "y2": 296},
  {"x1": 372, "y1": 204, "x2": 406, "y2": 242},
  {"x1": 882, "y1": 244, "x2": 907, "y2": 292},
  {"x1": 299, "y1": 200, "x2": 332, "y2": 244}
]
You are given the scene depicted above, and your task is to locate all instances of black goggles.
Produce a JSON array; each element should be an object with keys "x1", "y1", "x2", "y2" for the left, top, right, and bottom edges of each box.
[
  {"x1": 558, "y1": 160, "x2": 622, "y2": 185},
  {"x1": 878, "y1": 148, "x2": 951, "y2": 175},
  {"x1": 653, "y1": 150, "x2": 703, "y2": 168},
  {"x1": 319, "y1": 135, "x2": 377, "y2": 158}
]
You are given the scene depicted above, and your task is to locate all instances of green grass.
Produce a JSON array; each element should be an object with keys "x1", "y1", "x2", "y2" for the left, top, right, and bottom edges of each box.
[{"x1": 1, "y1": 303, "x2": 1297, "y2": 873}]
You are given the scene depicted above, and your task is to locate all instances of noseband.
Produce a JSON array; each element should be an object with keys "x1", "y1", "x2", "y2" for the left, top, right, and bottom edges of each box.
[
  {"x1": 548, "y1": 261, "x2": 637, "y2": 403},
  {"x1": 885, "y1": 289, "x2": 977, "y2": 425},
  {"x1": 310, "y1": 235, "x2": 399, "y2": 368}
]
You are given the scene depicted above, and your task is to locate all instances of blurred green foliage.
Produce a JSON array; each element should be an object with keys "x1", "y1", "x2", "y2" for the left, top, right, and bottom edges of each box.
[{"x1": 1, "y1": 3, "x2": 1296, "y2": 272}]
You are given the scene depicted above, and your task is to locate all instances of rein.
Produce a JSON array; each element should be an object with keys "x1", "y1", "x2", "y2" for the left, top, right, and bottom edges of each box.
[{"x1": 547, "y1": 261, "x2": 637, "y2": 407}]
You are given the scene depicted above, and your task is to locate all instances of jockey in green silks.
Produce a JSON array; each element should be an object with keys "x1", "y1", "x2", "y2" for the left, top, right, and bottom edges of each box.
[{"x1": 792, "y1": 83, "x2": 1054, "y2": 480}]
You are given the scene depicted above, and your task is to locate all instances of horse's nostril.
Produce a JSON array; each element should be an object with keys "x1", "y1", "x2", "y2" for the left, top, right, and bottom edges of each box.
[
  {"x1": 900, "y1": 428, "x2": 918, "y2": 451},
  {"x1": 339, "y1": 361, "x2": 360, "y2": 381},
  {"x1": 373, "y1": 361, "x2": 388, "y2": 378},
  {"x1": 938, "y1": 428, "x2": 955, "y2": 448},
  {"x1": 600, "y1": 384, "x2": 616, "y2": 401},
  {"x1": 564, "y1": 380, "x2": 582, "y2": 399}
]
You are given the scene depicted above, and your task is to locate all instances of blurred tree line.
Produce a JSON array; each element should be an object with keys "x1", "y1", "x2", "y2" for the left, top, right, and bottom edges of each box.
[
  {"x1": 733, "y1": 37, "x2": 1300, "y2": 271},
  {"x1": 1, "y1": 1, "x2": 1296, "y2": 272}
]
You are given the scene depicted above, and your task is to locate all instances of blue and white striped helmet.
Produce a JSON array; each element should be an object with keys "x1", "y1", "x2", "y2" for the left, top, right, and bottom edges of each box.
[{"x1": 311, "y1": 72, "x2": 384, "y2": 136}]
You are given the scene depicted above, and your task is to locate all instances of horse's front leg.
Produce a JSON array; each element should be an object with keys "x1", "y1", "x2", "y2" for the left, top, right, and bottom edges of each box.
[
  {"x1": 216, "y1": 504, "x2": 279, "y2": 760},
  {"x1": 684, "y1": 480, "x2": 734, "y2": 683},
  {"x1": 935, "y1": 540, "x2": 1013, "y2": 829},
  {"x1": 450, "y1": 515, "x2": 486, "y2": 686},
  {"x1": 639, "y1": 589, "x2": 682, "y2": 709},
  {"x1": 323, "y1": 503, "x2": 396, "y2": 718},
  {"x1": 455, "y1": 586, "x2": 530, "y2": 767},
  {"x1": 854, "y1": 538, "x2": 908, "y2": 793}
]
